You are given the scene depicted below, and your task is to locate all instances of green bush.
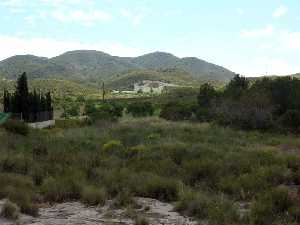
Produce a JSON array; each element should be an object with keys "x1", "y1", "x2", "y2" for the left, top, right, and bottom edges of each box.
[
  {"x1": 278, "y1": 110, "x2": 300, "y2": 132},
  {"x1": 176, "y1": 190, "x2": 210, "y2": 219},
  {"x1": 61, "y1": 103, "x2": 80, "y2": 118},
  {"x1": 127, "y1": 102, "x2": 154, "y2": 117},
  {"x1": 208, "y1": 198, "x2": 240, "y2": 225},
  {"x1": 159, "y1": 102, "x2": 193, "y2": 121},
  {"x1": 102, "y1": 140, "x2": 124, "y2": 156},
  {"x1": 1, "y1": 155, "x2": 31, "y2": 175},
  {"x1": 250, "y1": 187, "x2": 292, "y2": 225},
  {"x1": 8, "y1": 189, "x2": 38, "y2": 217},
  {"x1": 219, "y1": 166, "x2": 288, "y2": 200},
  {"x1": 134, "y1": 216, "x2": 149, "y2": 225},
  {"x1": 182, "y1": 159, "x2": 220, "y2": 186},
  {"x1": 138, "y1": 175, "x2": 179, "y2": 202},
  {"x1": 42, "y1": 175, "x2": 84, "y2": 202},
  {"x1": 1, "y1": 200, "x2": 19, "y2": 220},
  {"x1": 102, "y1": 140, "x2": 123, "y2": 151},
  {"x1": 0, "y1": 173, "x2": 34, "y2": 199},
  {"x1": 81, "y1": 186, "x2": 107, "y2": 206},
  {"x1": 195, "y1": 107, "x2": 212, "y2": 122},
  {"x1": 88, "y1": 102, "x2": 123, "y2": 122},
  {"x1": 288, "y1": 206, "x2": 300, "y2": 223},
  {"x1": 2, "y1": 120, "x2": 29, "y2": 136}
]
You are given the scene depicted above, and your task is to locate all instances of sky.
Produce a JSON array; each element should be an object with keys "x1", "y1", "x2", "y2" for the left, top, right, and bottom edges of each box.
[{"x1": 0, "y1": 0, "x2": 299, "y2": 76}]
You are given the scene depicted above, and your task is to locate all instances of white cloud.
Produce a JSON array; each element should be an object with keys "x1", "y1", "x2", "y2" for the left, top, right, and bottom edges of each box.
[
  {"x1": 51, "y1": 9, "x2": 112, "y2": 26},
  {"x1": 0, "y1": 35, "x2": 146, "y2": 61},
  {"x1": 273, "y1": 6, "x2": 288, "y2": 18},
  {"x1": 236, "y1": 8, "x2": 244, "y2": 16},
  {"x1": 241, "y1": 25, "x2": 274, "y2": 38}
]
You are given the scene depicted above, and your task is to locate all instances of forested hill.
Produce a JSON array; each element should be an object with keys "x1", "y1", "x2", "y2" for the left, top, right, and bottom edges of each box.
[{"x1": 0, "y1": 50, "x2": 235, "y2": 84}]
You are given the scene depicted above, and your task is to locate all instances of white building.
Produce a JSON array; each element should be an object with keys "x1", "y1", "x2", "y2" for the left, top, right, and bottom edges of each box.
[{"x1": 133, "y1": 80, "x2": 177, "y2": 94}]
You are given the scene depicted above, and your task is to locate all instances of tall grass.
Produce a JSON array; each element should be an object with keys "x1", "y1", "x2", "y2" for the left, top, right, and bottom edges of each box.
[{"x1": 0, "y1": 117, "x2": 300, "y2": 225}]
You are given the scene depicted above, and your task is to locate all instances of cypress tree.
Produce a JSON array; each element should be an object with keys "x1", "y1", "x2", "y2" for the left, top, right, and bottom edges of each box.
[{"x1": 16, "y1": 72, "x2": 29, "y2": 120}]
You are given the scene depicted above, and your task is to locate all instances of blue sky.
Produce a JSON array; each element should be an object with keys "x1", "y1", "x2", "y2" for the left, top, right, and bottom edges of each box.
[{"x1": 0, "y1": 0, "x2": 299, "y2": 76}]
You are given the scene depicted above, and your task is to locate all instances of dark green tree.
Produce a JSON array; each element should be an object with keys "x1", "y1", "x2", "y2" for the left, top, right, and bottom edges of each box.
[
  {"x1": 197, "y1": 83, "x2": 218, "y2": 108},
  {"x1": 3, "y1": 90, "x2": 11, "y2": 113},
  {"x1": 224, "y1": 74, "x2": 249, "y2": 99},
  {"x1": 15, "y1": 72, "x2": 29, "y2": 119}
]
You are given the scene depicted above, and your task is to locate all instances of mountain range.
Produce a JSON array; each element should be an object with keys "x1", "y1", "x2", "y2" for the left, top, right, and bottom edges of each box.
[{"x1": 0, "y1": 50, "x2": 236, "y2": 88}]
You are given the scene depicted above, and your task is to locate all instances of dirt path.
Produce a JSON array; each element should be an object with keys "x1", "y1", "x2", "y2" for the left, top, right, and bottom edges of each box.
[{"x1": 0, "y1": 198, "x2": 198, "y2": 225}]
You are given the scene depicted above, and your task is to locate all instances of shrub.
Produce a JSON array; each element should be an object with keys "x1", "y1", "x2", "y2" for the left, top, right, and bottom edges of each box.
[
  {"x1": 1, "y1": 200, "x2": 19, "y2": 220},
  {"x1": 138, "y1": 175, "x2": 179, "y2": 202},
  {"x1": 197, "y1": 83, "x2": 218, "y2": 108},
  {"x1": 288, "y1": 206, "x2": 300, "y2": 222},
  {"x1": 8, "y1": 189, "x2": 38, "y2": 217},
  {"x1": 88, "y1": 102, "x2": 123, "y2": 122},
  {"x1": 250, "y1": 187, "x2": 292, "y2": 225},
  {"x1": 2, "y1": 120, "x2": 29, "y2": 136},
  {"x1": 159, "y1": 102, "x2": 193, "y2": 121},
  {"x1": 81, "y1": 186, "x2": 107, "y2": 206},
  {"x1": 112, "y1": 190, "x2": 135, "y2": 209},
  {"x1": 102, "y1": 140, "x2": 124, "y2": 156},
  {"x1": 182, "y1": 159, "x2": 220, "y2": 186},
  {"x1": 42, "y1": 175, "x2": 84, "y2": 202},
  {"x1": 278, "y1": 110, "x2": 300, "y2": 132},
  {"x1": 176, "y1": 190, "x2": 240, "y2": 225},
  {"x1": 176, "y1": 190, "x2": 210, "y2": 219},
  {"x1": 213, "y1": 100, "x2": 274, "y2": 131},
  {"x1": 1, "y1": 155, "x2": 31, "y2": 175},
  {"x1": 134, "y1": 216, "x2": 149, "y2": 225},
  {"x1": 208, "y1": 198, "x2": 240, "y2": 225},
  {"x1": 61, "y1": 103, "x2": 80, "y2": 118},
  {"x1": 127, "y1": 102, "x2": 154, "y2": 117},
  {"x1": 195, "y1": 107, "x2": 212, "y2": 122},
  {"x1": 219, "y1": 166, "x2": 288, "y2": 200}
]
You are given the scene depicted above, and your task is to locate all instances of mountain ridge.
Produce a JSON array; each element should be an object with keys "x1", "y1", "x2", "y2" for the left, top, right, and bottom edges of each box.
[{"x1": 0, "y1": 50, "x2": 236, "y2": 87}]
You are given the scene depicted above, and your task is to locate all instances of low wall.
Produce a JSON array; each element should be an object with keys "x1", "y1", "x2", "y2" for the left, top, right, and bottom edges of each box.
[{"x1": 28, "y1": 120, "x2": 55, "y2": 129}]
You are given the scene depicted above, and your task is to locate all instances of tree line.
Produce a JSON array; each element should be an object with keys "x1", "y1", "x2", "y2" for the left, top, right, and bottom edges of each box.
[
  {"x1": 3, "y1": 72, "x2": 53, "y2": 122},
  {"x1": 196, "y1": 74, "x2": 300, "y2": 132}
]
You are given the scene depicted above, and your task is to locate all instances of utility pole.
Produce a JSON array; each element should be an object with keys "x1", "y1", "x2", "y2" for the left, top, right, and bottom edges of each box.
[{"x1": 102, "y1": 82, "x2": 105, "y2": 103}]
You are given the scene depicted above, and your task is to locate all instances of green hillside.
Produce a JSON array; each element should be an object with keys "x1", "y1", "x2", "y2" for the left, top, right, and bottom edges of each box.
[
  {"x1": 0, "y1": 50, "x2": 236, "y2": 84},
  {"x1": 106, "y1": 68, "x2": 199, "y2": 90}
]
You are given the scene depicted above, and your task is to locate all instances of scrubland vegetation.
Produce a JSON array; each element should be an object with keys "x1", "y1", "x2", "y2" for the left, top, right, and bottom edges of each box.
[
  {"x1": 1, "y1": 74, "x2": 300, "y2": 224},
  {"x1": 0, "y1": 116, "x2": 300, "y2": 224}
]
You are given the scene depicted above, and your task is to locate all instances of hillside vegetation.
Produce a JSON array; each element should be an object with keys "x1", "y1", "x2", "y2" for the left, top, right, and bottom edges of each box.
[{"x1": 0, "y1": 51, "x2": 235, "y2": 86}]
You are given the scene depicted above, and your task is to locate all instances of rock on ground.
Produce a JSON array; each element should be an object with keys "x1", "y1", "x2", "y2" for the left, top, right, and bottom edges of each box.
[{"x1": 0, "y1": 198, "x2": 198, "y2": 225}]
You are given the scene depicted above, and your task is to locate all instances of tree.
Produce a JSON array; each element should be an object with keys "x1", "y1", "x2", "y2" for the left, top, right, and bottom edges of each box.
[
  {"x1": 2, "y1": 73, "x2": 53, "y2": 122},
  {"x1": 3, "y1": 90, "x2": 11, "y2": 113},
  {"x1": 127, "y1": 102, "x2": 154, "y2": 117},
  {"x1": 224, "y1": 74, "x2": 249, "y2": 99},
  {"x1": 197, "y1": 83, "x2": 218, "y2": 108},
  {"x1": 15, "y1": 72, "x2": 29, "y2": 119},
  {"x1": 45, "y1": 91, "x2": 52, "y2": 112}
]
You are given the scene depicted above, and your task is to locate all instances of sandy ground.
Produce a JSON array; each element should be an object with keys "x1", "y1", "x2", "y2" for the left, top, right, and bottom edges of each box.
[{"x1": 0, "y1": 198, "x2": 198, "y2": 225}]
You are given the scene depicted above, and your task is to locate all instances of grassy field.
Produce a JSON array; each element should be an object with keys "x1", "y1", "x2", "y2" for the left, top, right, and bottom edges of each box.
[{"x1": 0, "y1": 117, "x2": 300, "y2": 224}]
